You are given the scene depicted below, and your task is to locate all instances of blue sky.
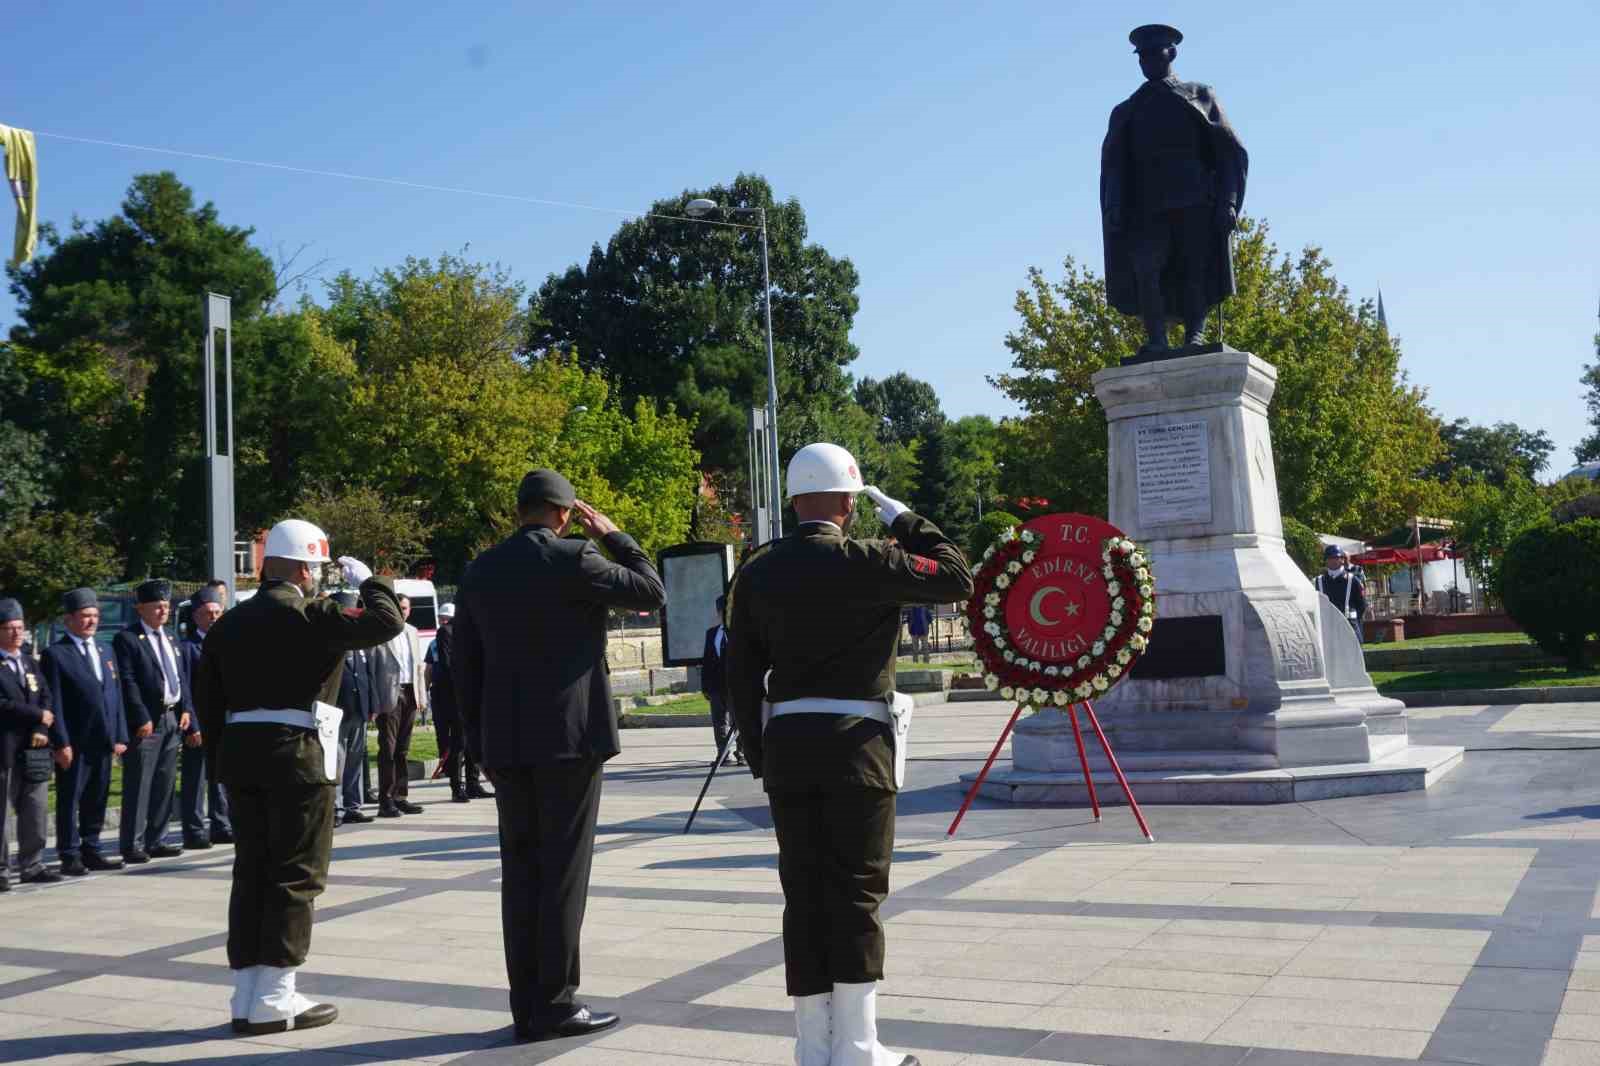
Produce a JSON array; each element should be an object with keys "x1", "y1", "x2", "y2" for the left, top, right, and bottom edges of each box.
[{"x1": 5, "y1": 1, "x2": 1597, "y2": 472}]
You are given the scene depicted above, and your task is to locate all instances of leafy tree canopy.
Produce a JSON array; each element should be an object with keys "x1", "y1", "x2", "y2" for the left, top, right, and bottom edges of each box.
[
  {"x1": 1500, "y1": 519, "x2": 1600, "y2": 670},
  {"x1": 1429, "y1": 418, "x2": 1554, "y2": 486},
  {"x1": 1577, "y1": 332, "x2": 1600, "y2": 464}
]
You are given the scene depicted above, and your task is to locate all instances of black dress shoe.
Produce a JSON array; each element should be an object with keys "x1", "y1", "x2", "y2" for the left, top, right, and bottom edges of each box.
[
  {"x1": 377, "y1": 805, "x2": 402, "y2": 818},
  {"x1": 60, "y1": 857, "x2": 89, "y2": 877},
  {"x1": 239, "y1": 1002, "x2": 339, "y2": 1035},
  {"x1": 465, "y1": 783, "x2": 494, "y2": 799},
  {"x1": 21, "y1": 868, "x2": 64, "y2": 884},
  {"x1": 343, "y1": 809, "x2": 373, "y2": 824},
  {"x1": 231, "y1": 1018, "x2": 247, "y2": 1033},
  {"x1": 148, "y1": 843, "x2": 184, "y2": 858},
  {"x1": 396, "y1": 800, "x2": 424, "y2": 814},
  {"x1": 518, "y1": 1005, "x2": 620, "y2": 1041},
  {"x1": 210, "y1": 829, "x2": 235, "y2": 844},
  {"x1": 123, "y1": 850, "x2": 151, "y2": 864},
  {"x1": 0, "y1": 875, "x2": 10, "y2": 892},
  {"x1": 897, "y1": 1057, "x2": 921, "y2": 1066},
  {"x1": 451, "y1": 790, "x2": 469, "y2": 803},
  {"x1": 82, "y1": 851, "x2": 123, "y2": 871}
]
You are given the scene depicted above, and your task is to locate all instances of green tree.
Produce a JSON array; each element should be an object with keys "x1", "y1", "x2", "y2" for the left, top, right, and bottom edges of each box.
[
  {"x1": 0, "y1": 511, "x2": 122, "y2": 620},
  {"x1": 1429, "y1": 419, "x2": 1555, "y2": 485},
  {"x1": 528, "y1": 174, "x2": 861, "y2": 472},
  {"x1": 284, "y1": 485, "x2": 435, "y2": 577},
  {"x1": 1448, "y1": 473, "x2": 1548, "y2": 602},
  {"x1": 7, "y1": 173, "x2": 278, "y2": 575},
  {"x1": 1577, "y1": 332, "x2": 1600, "y2": 464},
  {"x1": 916, "y1": 415, "x2": 1002, "y2": 548},
  {"x1": 1280, "y1": 516, "x2": 1325, "y2": 577},
  {"x1": 855, "y1": 373, "x2": 945, "y2": 446},
  {"x1": 1500, "y1": 519, "x2": 1600, "y2": 670},
  {"x1": 989, "y1": 219, "x2": 1444, "y2": 536},
  {"x1": 968, "y1": 511, "x2": 1021, "y2": 561}
]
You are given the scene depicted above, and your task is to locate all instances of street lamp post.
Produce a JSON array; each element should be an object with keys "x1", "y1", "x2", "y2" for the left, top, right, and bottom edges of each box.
[{"x1": 685, "y1": 198, "x2": 782, "y2": 540}]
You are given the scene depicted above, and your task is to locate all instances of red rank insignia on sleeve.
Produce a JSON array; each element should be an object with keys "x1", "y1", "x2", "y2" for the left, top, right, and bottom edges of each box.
[{"x1": 910, "y1": 555, "x2": 939, "y2": 575}]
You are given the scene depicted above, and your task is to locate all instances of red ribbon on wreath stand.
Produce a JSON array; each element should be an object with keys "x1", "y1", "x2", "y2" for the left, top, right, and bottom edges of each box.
[{"x1": 946, "y1": 513, "x2": 1155, "y2": 842}]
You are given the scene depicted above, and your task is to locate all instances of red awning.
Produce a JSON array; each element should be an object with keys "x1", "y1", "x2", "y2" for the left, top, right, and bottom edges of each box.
[{"x1": 1351, "y1": 543, "x2": 1459, "y2": 567}]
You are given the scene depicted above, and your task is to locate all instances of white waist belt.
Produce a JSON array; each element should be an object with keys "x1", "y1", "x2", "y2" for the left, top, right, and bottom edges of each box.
[
  {"x1": 227, "y1": 709, "x2": 315, "y2": 729},
  {"x1": 768, "y1": 698, "x2": 893, "y2": 725}
]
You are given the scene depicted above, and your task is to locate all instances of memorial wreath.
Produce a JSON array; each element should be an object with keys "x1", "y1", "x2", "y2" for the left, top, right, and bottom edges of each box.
[{"x1": 965, "y1": 518, "x2": 1156, "y2": 710}]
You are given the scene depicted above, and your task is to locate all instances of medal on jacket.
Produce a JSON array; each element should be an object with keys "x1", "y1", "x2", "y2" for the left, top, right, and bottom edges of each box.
[{"x1": 26, "y1": 672, "x2": 38, "y2": 693}]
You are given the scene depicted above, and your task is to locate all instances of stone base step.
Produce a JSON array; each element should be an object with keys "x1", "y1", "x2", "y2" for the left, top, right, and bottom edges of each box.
[
  {"x1": 1021, "y1": 749, "x2": 1279, "y2": 773},
  {"x1": 959, "y1": 744, "x2": 1463, "y2": 805}
]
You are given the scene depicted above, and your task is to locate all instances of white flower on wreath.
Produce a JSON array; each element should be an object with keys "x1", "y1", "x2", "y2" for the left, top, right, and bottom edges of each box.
[
  {"x1": 1022, "y1": 529, "x2": 1039, "y2": 544},
  {"x1": 1022, "y1": 551, "x2": 1036, "y2": 564},
  {"x1": 983, "y1": 621, "x2": 1000, "y2": 636},
  {"x1": 1109, "y1": 612, "x2": 1123, "y2": 627},
  {"x1": 1092, "y1": 640, "x2": 1106, "y2": 656},
  {"x1": 983, "y1": 673, "x2": 999, "y2": 690},
  {"x1": 982, "y1": 545, "x2": 994, "y2": 561},
  {"x1": 1092, "y1": 675, "x2": 1110, "y2": 691},
  {"x1": 1031, "y1": 687, "x2": 1049, "y2": 705},
  {"x1": 1000, "y1": 686, "x2": 1015, "y2": 700},
  {"x1": 1135, "y1": 567, "x2": 1150, "y2": 582},
  {"x1": 996, "y1": 574, "x2": 1011, "y2": 589},
  {"x1": 1106, "y1": 580, "x2": 1121, "y2": 596},
  {"x1": 1130, "y1": 552, "x2": 1148, "y2": 568},
  {"x1": 1000, "y1": 527, "x2": 1017, "y2": 542},
  {"x1": 1103, "y1": 626, "x2": 1117, "y2": 641},
  {"x1": 983, "y1": 606, "x2": 997, "y2": 620},
  {"x1": 1044, "y1": 665, "x2": 1060, "y2": 678},
  {"x1": 1100, "y1": 550, "x2": 1112, "y2": 564},
  {"x1": 1078, "y1": 654, "x2": 1092, "y2": 669},
  {"x1": 1139, "y1": 584, "x2": 1154, "y2": 598},
  {"x1": 1137, "y1": 617, "x2": 1153, "y2": 633},
  {"x1": 1006, "y1": 561, "x2": 1023, "y2": 575},
  {"x1": 1002, "y1": 649, "x2": 1016, "y2": 662},
  {"x1": 1053, "y1": 690, "x2": 1071, "y2": 707},
  {"x1": 1116, "y1": 648, "x2": 1133, "y2": 665},
  {"x1": 1107, "y1": 664, "x2": 1122, "y2": 679},
  {"x1": 1140, "y1": 599, "x2": 1156, "y2": 616},
  {"x1": 984, "y1": 592, "x2": 1001, "y2": 606},
  {"x1": 1129, "y1": 634, "x2": 1148, "y2": 651},
  {"x1": 994, "y1": 636, "x2": 1007, "y2": 649},
  {"x1": 1112, "y1": 596, "x2": 1125, "y2": 610},
  {"x1": 1102, "y1": 564, "x2": 1115, "y2": 579},
  {"x1": 1075, "y1": 681, "x2": 1093, "y2": 698}
]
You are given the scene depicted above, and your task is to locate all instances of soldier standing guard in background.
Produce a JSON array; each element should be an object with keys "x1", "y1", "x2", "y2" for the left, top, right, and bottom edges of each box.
[
  {"x1": 1315, "y1": 544, "x2": 1367, "y2": 641},
  {"x1": 726, "y1": 443, "x2": 973, "y2": 1066},
  {"x1": 195, "y1": 519, "x2": 404, "y2": 1035}
]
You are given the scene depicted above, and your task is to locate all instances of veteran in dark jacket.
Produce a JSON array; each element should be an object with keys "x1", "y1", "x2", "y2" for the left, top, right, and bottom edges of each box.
[
  {"x1": 41, "y1": 587, "x2": 128, "y2": 875},
  {"x1": 454, "y1": 469, "x2": 665, "y2": 1043},
  {"x1": 726, "y1": 443, "x2": 973, "y2": 1066},
  {"x1": 1, "y1": 597, "x2": 70, "y2": 889},
  {"x1": 193, "y1": 519, "x2": 404, "y2": 1036},
  {"x1": 112, "y1": 580, "x2": 191, "y2": 861},
  {"x1": 331, "y1": 592, "x2": 379, "y2": 826},
  {"x1": 179, "y1": 585, "x2": 231, "y2": 848}
]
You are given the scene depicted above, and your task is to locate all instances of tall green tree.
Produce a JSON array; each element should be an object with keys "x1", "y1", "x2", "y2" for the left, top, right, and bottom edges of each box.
[
  {"x1": 855, "y1": 373, "x2": 945, "y2": 446},
  {"x1": 1578, "y1": 331, "x2": 1600, "y2": 464},
  {"x1": 1448, "y1": 473, "x2": 1548, "y2": 602},
  {"x1": 7, "y1": 173, "x2": 277, "y2": 575},
  {"x1": 1429, "y1": 419, "x2": 1554, "y2": 485},
  {"x1": 527, "y1": 174, "x2": 861, "y2": 472},
  {"x1": 990, "y1": 218, "x2": 1445, "y2": 536}
]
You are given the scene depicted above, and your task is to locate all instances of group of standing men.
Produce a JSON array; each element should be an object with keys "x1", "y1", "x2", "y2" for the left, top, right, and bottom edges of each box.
[{"x1": 1, "y1": 579, "x2": 233, "y2": 890}]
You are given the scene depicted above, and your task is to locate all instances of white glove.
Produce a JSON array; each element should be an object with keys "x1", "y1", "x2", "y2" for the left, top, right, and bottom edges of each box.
[
  {"x1": 863, "y1": 485, "x2": 909, "y2": 525},
  {"x1": 338, "y1": 556, "x2": 373, "y2": 585}
]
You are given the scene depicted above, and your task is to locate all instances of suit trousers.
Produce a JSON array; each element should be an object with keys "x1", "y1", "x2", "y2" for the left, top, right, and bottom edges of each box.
[
  {"x1": 121, "y1": 711, "x2": 179, "y2": 854},
  {"x1": 336, "y1": 712, "x2": 367, "y2": 813},
  {"x1": 226, "y1": 776, "x2": 335, "y2": 969},
  {"x1": 437, "y1": 715, "x2": 480, "y2": 791},
  {"x1": 768, "y1": 784, "x2": 896, "y2": 997},
  {"x1": 179, "y1": 740, "x2": 211, "y2": 840},
  {"x1": 55, "y1": 749, "x2": 114, "y2": 860},
  {"x1": 708, "y1": 693, "x2": 742, "y2": 760},
  {"x1": 493, "y1": 758, "x2": 604, "y2": 1028},
  {"x1": 375, "y1": 686, "x2": 417, "y2": 805},
  {"x1": 3, "y1": 755, "x2": 50, "y2": 875}
]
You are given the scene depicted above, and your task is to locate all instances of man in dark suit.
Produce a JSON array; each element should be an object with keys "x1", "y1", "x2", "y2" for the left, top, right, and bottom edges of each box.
[
  {"x1": 331, "y1": 591, "x2": 378, "y2": 826},
  {"x1": 179, "y1": 586, "x2": 230, "y2": 849},
  {"x1": 1, "y1": 597, "x2": 70, "y2": 889},
  {"x1": 112, "y1": 580, "x2": 190, "y2": 862},
  {"x1": 429, "y1": 602, "x2": 489, "y2": 802},
  {"x1": 455, "y1": 469, "x2": 665, "y2": 1043},
  {"x1": 700, "y1": 595, "x2": 742, "y2": 766},
  {"x1": 41, "y1": 587, "x2": 129, "y2": 875}
]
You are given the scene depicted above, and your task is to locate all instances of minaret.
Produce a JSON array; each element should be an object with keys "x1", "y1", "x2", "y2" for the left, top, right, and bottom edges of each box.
[{"x1": 1377, "y1": 287, "x2": 1389, "y2": 332}]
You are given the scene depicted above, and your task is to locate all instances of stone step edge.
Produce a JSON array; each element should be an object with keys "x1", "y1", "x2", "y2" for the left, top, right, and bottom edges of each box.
[{"x1": 1392, "y1": 686, "x2": 1600, "y2": 707}]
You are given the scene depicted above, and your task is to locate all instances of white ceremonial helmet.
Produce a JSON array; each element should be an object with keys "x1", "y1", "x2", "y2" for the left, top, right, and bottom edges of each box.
[
  {"x1": 786, "y1": 442, "x2": 865, "y2": 499},
  {"x1": 263, "y1": 518, "x2": 331, "y2": 563},
  {"x1": 438, "y1": 602, "x2": 457, "y2": 620}
]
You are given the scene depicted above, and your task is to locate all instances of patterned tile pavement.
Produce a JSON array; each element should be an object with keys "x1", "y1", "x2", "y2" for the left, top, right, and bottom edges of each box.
[{"x1": 5, "y1": 698, "x2": 1600, "y2": 1065}]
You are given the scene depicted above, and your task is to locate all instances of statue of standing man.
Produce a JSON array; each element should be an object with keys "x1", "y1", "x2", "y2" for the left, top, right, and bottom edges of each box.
[{"x1": 1101, "y1": 25, "x2": 1249, "y2": 357}]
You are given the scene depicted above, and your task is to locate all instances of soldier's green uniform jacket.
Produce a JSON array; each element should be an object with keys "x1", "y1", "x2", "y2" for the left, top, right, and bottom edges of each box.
[
  {"x1": 726, "y1": 512, "x2": 974, "y2": 791},
  {"x1": 196, "y1": 577, "x2": 405, "y2": 784}
]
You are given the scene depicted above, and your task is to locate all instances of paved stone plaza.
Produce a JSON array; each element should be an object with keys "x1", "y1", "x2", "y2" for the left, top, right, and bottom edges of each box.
[{"x1": 4, "y1": 696, "x2": 1600, "y2": 1066}]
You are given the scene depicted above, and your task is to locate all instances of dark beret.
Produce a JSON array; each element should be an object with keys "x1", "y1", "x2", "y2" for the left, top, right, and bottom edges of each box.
[
  {"x1": 193, "y1": 586, "x2": 224, "y2": 607},
  {"x1": 1129, "y1": 23, "x2": 1182, "y2": 51},
  {"x1": 0, "y1": 598, "x2": 21, "y2": 623},
  {"x1": 136, "y1": 580, "x2": 172, "y2": 604},
  {"x1": 63, "y1": 587, "x2": 98, "y2": 613},
  {"x1": 517, "y1": 468, "x2": 576, "y2": 510}
]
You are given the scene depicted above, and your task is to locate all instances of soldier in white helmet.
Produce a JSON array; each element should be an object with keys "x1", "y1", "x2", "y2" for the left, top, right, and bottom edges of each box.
[
  {"x1": 726, "y1": 443, "x2": 973, "y2": 1066},
  {"x1": 193, "y1": 519, "x2": 405, "y2": 1035}
]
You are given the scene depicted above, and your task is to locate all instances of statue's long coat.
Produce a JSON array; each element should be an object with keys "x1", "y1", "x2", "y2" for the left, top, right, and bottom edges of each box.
[{"x1": 1100, "y1": 78, "x2": 1249, "y2": 318}]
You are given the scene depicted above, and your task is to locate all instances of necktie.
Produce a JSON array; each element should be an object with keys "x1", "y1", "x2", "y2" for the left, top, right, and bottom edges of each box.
[
  {"x1": 81, "y1": 639, "x2": 103, "y2": 683},
  {"x1": 157, "y1": 632, "x2": 180, "y2": 702}
]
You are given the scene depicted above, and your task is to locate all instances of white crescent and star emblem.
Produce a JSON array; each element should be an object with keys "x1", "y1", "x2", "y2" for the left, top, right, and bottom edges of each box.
[{"x1": 1028, "y1": 586, "x2": 1067, "y2": 626}]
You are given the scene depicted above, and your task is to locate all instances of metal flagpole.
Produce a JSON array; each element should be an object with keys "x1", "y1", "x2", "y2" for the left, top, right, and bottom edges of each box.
[{"x1": 684, "y1": 726, "x2": 741, "y2": 833}]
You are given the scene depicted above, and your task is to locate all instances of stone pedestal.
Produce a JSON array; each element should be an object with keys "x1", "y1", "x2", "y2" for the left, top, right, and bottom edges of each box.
[{"x1": 962, "y1": 349, "x2": 1461, "y2": 804}]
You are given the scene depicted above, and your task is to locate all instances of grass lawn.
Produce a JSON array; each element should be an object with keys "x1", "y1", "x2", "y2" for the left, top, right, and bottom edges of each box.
[
  {"x1": 1372, "y1": 666, "x2": 1600, "y2": 692},
  {"x1": 1379, "y1": 632, "x2": 1533, "y2": 649},
  {"x1": 897, "y1": 657, "x2": 976, "y2": 676},
  {"x1": 625, "y1": 694, "x2": 711, "y2": 715}
]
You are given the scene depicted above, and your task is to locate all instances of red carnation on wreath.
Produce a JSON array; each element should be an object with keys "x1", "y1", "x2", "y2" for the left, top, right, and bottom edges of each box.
[{"x1": 965, "y1": 524, "x2": 1157, "y2": 710}]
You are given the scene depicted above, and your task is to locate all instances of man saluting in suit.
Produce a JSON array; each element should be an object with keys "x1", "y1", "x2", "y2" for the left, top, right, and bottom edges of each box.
[
  {"x1": 455, "y1": 469, "x2": 665, "y2": 1043},
  {"x1": 113, "y1": 580, "x2": 191, "y2": 862},
  {"x1": 41, "y1": 588, "x2": 129, "y2": 875}
]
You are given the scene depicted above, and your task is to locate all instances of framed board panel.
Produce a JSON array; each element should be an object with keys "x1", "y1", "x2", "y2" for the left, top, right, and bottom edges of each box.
[{"x1": 659, "y1": 542, "x2": 737, "y2": 666}]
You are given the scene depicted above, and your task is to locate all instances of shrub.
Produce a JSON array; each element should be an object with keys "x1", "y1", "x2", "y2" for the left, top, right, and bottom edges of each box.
[
  {"x1": 1499, "y1": 518, "x2": 1600, "y2": 670},
  {"x1": 968, "y1": 511, "x2": 1021, "y2": 561},
  {"x1": 1281, "y1": 516, "x2": 1324, "y2": 577}
]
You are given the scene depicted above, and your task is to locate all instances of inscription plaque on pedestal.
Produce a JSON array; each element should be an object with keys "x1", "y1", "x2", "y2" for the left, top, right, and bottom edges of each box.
[{"x1": 1136, "y1": 420, "x2": 1212, "y2": 526}]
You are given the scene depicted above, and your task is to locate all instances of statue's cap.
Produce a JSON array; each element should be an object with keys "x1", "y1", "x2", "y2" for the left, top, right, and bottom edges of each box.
[{"x1": 1130, "y1": 24, "x2": 1182, "y2": 52}]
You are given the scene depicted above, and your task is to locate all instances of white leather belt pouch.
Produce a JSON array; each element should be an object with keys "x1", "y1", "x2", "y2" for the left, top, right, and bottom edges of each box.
[
  {"x1": 889, "y1": 692, "x2": 915, "y2": 789},
  {"x1": 766, "y1": 695, "x2": 916, "y2": 789},
  {"x1": 312, "y1": 701, "x2": 343, "y2": 782}
]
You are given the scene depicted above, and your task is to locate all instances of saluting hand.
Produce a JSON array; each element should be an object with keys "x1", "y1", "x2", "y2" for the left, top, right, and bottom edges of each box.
[{"x1": 573, "y1": 500, "x2": 619, "y2": 538}]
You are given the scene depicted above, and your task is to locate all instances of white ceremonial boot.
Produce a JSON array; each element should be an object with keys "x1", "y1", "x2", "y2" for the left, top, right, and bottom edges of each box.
[
  {"x1": 230, "y1": 966, "x2": 260, "y2": 1031},
  {"x1": 831, "y1": 982, "x2": 918, "y2": 1066},
  {"x1": 793, "y1": 991, "x2": 832, "y2": 1066},
  {"x1": 243, "y1": 965, "x2": 339, "y2": 1034}
]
